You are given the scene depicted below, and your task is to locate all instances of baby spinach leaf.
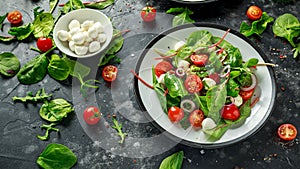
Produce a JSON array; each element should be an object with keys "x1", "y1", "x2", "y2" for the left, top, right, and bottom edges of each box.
[
  {"x1": 186, "y1": 30, "x2": 212, "y2": 49},
  {"x1": 166, "y1": 7, "x2": 195, "y2": 27},
  {"x1": 63, "y1": 57, "x2": 90, "y2": 79},
  {"x1": 32, "y1": 12, "x2": 54, "y2": 38},
  {"x1": 61, "y1": 0, "x2": 85, "y2": 14},
  {"x1": 39, "y1": 98, "x2": 74, "y2": 122},
  {"x1": 159, "y1": 151, "x2": 184, "y2": 169},
  {"x1": 37, "y1": 143, "x2": 77, "y2": 169},
  {"x1": 84, "y1": 0, "x2": 114, "y2": 9},
  {"x1": 243, "y1": 58, "x2": 259, "y2": 68},
  {"x1": 8, "y1": 23, "x2": 34, "y2": 41},
  {"x1": 164, "y1": 72, "x2": 188, "y2": 98},
  {"x1": 0, "y1": 13, "x2": 7, "y2": 30},
  {"x1": 223, "y1": 46, "x2": 243, "y2": 67},
  {"x1": 226, "y1": 78, "x2": 240, "y2": 97},
  {"x1": 0, "y1": 52, "x2": 20, "y2": 77},
  {"x1": 203, "y1": 121, "x2": 230, "y2": 141},
  {"x1": 48, "y1": 54, "x2": 70, "y2": 81}
]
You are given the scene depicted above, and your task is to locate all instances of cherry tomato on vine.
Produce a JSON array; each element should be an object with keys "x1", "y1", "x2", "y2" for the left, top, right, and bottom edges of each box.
[
  {"x1": 189, "y1": 109, "x2": 205, "y2": 128},
  {"x1": 239, "y1": 88, "x2": 255, "y2": 101},
  {"x1": 37, "y1": 37, "x2": 53, "y2": 52},
  {"x1": 184, "y1": 74, "x2": 203, "y2": 93},
  {"x1": 102, "y1": 65, "x2": 118, "y2": 82},
  {"x1": 154, "y1": 61, "x2": 173, "y2": 77},
  {"x1": 190, "y1": 54, "x2": 208, "y2": 66},
  {"x1": 7, "y1": 10, "x2": 23, "y2": 25},
  {"x1": 277, "y1": 123, "x2": 297, "y2": 141},
  {"x1": 168, "y1": 106, "x2": 184, "y2": 123},
  {"x1": 221, "y1": 104, "x2": 240, "y2": 121},
  {"x1": 246, "y1": 5, "x2": 263, "y2": 21},
  {"x1": 140, "y1": 6, "x2": 156, "y2": 22},
  {"x1": 83, "y1": 106, "x2": 101, "y2": 125}
]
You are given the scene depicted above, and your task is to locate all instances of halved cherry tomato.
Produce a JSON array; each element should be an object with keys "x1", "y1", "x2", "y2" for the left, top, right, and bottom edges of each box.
[
  {"x1": 37, "y1": 37, "x2": 53, "y2": 52},
  {"x1": 190, "y1": 54, "x2": 208, "y2": 66},
  {"x1": 277, "y1": 123, "x2": 297, "y2": 141},
  {"x1": 189, "y1": 109, "x2": 205, "y2": 128},
  {"x1": 168, "y1": 106, "x2": 184, "y2": 122},
  {"x1": 7, "y1": 10, "x2": 23, "y2": 25},
  {"x1": 239, "y1": 88, "x2": 255, "y2": 101},
  {"x1": 184, "y1": 74, "x2": 203, "y2": 93},
  {"x1": 154, "y1": 61, "x2": 173, "y2": 77},
  {"x1": 83, "y1": 106, "x2": 101, "y2": 125},
  {"x1": 141, "y1": 6, "x2": 156, "y2": 22},
  {"x1": 221, "y1": 104, "x2": 240, "y2": 121},
  {"x1": 246, "y1": 6, "x2": 263, "y2": 21},
  {"x1": 102, "y1": 65, "x2": 118, "y2": 82}
]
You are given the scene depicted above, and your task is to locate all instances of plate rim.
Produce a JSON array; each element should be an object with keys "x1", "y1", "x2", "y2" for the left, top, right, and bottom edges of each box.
[{"x1": 134, "y1": 22, "x2": 277, "y2": 148}]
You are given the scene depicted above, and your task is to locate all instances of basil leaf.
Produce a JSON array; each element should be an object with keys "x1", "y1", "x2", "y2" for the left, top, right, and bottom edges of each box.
[
  {"x1": 17, "y1": 54, "x2": 49, "y2": 84},
  {"x1": 0, "y1": 13, "x2": 7, "y2": 30},
  {"x1": 159, "y1": 151, "x2": 184, "y2": 169},
  {"x1": 85, "y1": 0, "x2": 114, "y2": 9},
  {"x1": 37, "y1": 143, "x2": 77, "y2": 169},
  {"x1": 0, "y1": 52, "x2": 20, "y2": 77},
  {"x1": 8, "y1": 23, "x2": 34, "y2": 40},
  {"x1": 32, "y1": 12, "x2": 54, "y2": 38},
  {"x1": 47, "y1": 54, "x2": 70, "y2": 81}
]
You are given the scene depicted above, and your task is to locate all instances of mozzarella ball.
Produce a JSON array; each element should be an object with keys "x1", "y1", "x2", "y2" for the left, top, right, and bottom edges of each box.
[
  {"x1": 234, "y1": 95, "x2": 243, "y2": 107},
  {"x1": 68, "y1": 19, "x2": 81, "y2": 30},
  {"x1": 74, "y1": 45, "x2": 88, "y2": 55},
  {"x1": 57, "y1": 30, "x2": 70, "y2": 42},
  {"x1": 202, "y1": 118, "x2": 217, "y2": 131},
  {"x1": 174, "y1": 41, "x2": 185, "y2": 51},
  {"x1": 96, "y1": 33, "x2": 107, "y2": 43},
  {"x1": 203, "y1": 78, "x2": 217, "y2": 89},
  {"x1": 69, "y1": 27, "x2": 81, "y2": 36},
  {"x1": 69, "y1": 41, "x2": 75, "y2": 51},
  {"x1": 72, "y1": 32, "x2": 85, "y2": 45},
  {"x1": 89, "y1": 41, "x2": 101, "y2": 53},
  {"x1": 81, "y1": 20, "x2": 94, "y2": 31},
  {"x1": 88, "y1": 26, "x2": 98, "y2": 39},
  {"x1": 93, "y1": 22, "x2": 104, "y2": 33}
]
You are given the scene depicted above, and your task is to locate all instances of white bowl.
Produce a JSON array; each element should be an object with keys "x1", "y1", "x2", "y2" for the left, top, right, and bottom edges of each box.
[{"x1": 53, "y1": 9, "x2": 113, "y2": 58}]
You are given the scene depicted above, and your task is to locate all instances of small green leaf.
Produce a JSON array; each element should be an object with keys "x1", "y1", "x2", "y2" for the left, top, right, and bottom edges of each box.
[
  {"x1": 159, "y1": 151, "x2": 184, "y2": 169},
  {"x1": 0, "y1": 52, "x2": 20, "y2": 77}
]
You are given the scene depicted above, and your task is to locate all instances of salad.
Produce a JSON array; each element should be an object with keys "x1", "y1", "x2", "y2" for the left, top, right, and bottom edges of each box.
[{"x1": 146, "y1": 29, "x2": 262, "y2": 141}]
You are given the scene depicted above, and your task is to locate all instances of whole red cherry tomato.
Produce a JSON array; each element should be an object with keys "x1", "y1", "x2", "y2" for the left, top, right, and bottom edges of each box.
[
  {"x1": 190, "y1": 54, "x2": 209, "y2": 66},
  {"x1": 239, "y1": 88, "x2": 255, "y2": 101},
  {"x1": 277, "y1": 123, "x2": 297, "y2": 141},
  {"x1": 246, "y1": 6, "x2": 263, "y2": 21},
  {"x1": 168, "y1": 106, "x2": 184, "y2": 122},
  {"x1": 102, "y1": 65, "x2": 118, "y2": 82},
  {"x1": 221, "y1": 104, "x2": 240, "y2": 121},
  {"x1": 7, "y1": 10, "x2": 23, "y2": 25},
  {"x1": 37, "y1": 37, "x2": 53, "y2": 52},
  {"x1": 83, "y1": 106, "x2": 101, "y2": 125},
  {"x1": 154, "y1": 61, "x2": 173, "y2": 77},
  {"x1": 140, "y1": 6, "x2": 156, "y2": 22},
  {"x1": 184, "y1": 74, "x2": 203, "y2": 93},
  {"x1": 189, "y1": 109, "x2": 205, "y2": 128}
]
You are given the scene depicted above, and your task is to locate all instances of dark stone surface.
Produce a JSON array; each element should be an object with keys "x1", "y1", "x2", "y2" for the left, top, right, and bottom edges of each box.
[{"x1": 0, "y1": 0, "x2": 300, "y2": 169}]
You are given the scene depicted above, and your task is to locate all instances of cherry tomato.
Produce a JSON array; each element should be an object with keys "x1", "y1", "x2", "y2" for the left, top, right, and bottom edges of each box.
[
  {"x1": 154, "y1": 61, "x2": 173, "y2": 77},
  {"x1": 221, "y1": 104, "x2": 240, "y2": 121},
  {"x1": 246, "y1": 6, "x2": 263, "y2": 21},
  {"x1": 7, "y1": 10, "x2": 23, "y2": 25},
  {"x1": 37, "y1": 37, "x2": 53, "y2": 52},
  {"x1": 141, "y1": 6, "x2": 156, "y2": 22},
  {"x1": 239, "y1": 89, "x2": 255, "y2": 101},
  {"x1": 83, "y1": 106, "x2": 101, "y2": 125},
  {"x1": 277, "y1": 123, "x2": 297, "y2": 141},
  {"x1": 189, "y1": 109, "x2": 205, "y2": 128},
  {"x1": 184, "y1": 74, "x2": 203, "y2": 93},
  {"x1": 102, "y1": 65, "x2": 118, "y2": 82},
  {"x1": 190, "y1": 54, "x2": 209, "y2": 66},
  {"x1": 168, "y1": 106, "x2": 184, "y2": 122}
]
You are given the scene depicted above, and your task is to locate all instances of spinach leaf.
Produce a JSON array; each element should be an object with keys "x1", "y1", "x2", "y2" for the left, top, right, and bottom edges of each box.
[
  {"x1": 0, "y1": 52, "x2": 20, "y2": 77},
  {"x1": 194, "y1": 94, "x2": 209, "y2": 116},
  {"x1": 243, "y1": 58, "x2": 259, "y2": 68},
  {"x1": 63, "y1": 57, "x2": 90, "y2": 79},
  {"x1": 47, "y1": 54, "x2": 70, "y2": 81},
  {"x1": 37, "y1": 143, "x2": 77, "y2": 169},
  {"x1": 186, "y1": 30, "x2": 212, "y2": 49},
  {"x1": 154, "y1": 84, "x2": 168, "y2": 113},
  {"x1": 0, "y1": 13, "x2": 7, "y2": 30},
  {"x1": 8, "y1": 23, "x2": 34, "y2": 40},
  {"x1": 240, "y1": 12, "x2": 274, "y2": 37},
  {"x1": 17, "y1": 54, "x2": 49, "y2": 84},
  {"x1": 166, "y1": 7, "x2": 195, "y2": 27},
  {"x1": 203, "y1": 120, "x2": 230, "y2": 141},
  {"x1": 176, "y1": 46, "x2": 193, "y2": 59},
  {"x1": 61, "y1": 0, "x2": 85, "y2": 14},
  {"x1": 164, "y1": 72, "x2": 188, "y2": 98},
  {"x1": 84, "y1": 0, "x2": 114, "y2": 9},
  {"x1": 226, "y1": 78, "x2": 240, "y2": 97},
  {"x1": 159, "y1": 151, "x2": 184, "y2": 169},
  {"x1": 39, "y1": 98, "x2": 74, "y2": 122},
  {"x1": 223, "y1": 46, "x2": 243, "y2": 67},
  {"x1": 32, "y1": 12, "x2": 54, "y2": 38}
]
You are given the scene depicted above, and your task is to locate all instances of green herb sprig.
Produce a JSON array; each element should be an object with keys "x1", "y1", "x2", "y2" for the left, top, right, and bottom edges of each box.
[{"x1": 112, "y1": 115, "x2": 127, "y2": 144}]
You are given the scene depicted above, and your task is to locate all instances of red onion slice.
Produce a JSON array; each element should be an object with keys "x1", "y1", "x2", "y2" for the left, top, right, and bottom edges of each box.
[
  {"x1": 219, "y1": 65, "x2": 231, "y2": 78},
  {"x1": 180, "y1": 99, "x2": 196, "y2": 113},
  {"x1": 240, "y1": 73, "x2": 257, "y2": 91},
  {"x1": 175, "y1": 67, "x2": 185, "y2": 78}
]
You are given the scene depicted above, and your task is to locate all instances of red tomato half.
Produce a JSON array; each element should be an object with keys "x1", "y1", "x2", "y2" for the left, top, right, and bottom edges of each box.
[
  {"x1": 154, "y1": 61, "x2": 173, "y2": 77},
  {"x1": 246, "y1": 6, "x2": 263, "y2": 21},
  {"x1": 184, "y1": 74, "x2": 203, "y2": 93},
  {"x1": 277, "y1": 123, "x2": 297, "y2": 141},
  {"x1": 7, "y1": 10, "x2": 23, "y2": 25},
  {"x1": 189, "y1": 109, "x2": 205, "y2": 128},
  {"x1": 239, "y1": 88, "x2": 255, "y2": 101},
  {"x1": 190, "y1": 54, "x2": 208, "y2": 66},
  {"x1": 102, "y1": 65, "x2": 118, "y2": 82},
  {"x1": 37, "y1": 37, "x2": 53, "y2": 52},
  {"x1": 221, "y1": 104, "x2": 240, "y2": 121},
  {"x1": 83, "y1": 106, "x2": 101, "y2": 125},
  {"x1": 168, "y1": 106, "x2": 184, "y2": 122},
  {"x1": 141, "y1": 6, "x2": 156, "y2": 22}
]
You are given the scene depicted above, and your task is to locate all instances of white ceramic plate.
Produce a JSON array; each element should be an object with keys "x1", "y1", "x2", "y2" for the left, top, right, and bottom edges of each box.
[{"x1": 134, "y1": 23, "x2": 276, "y2": 148}]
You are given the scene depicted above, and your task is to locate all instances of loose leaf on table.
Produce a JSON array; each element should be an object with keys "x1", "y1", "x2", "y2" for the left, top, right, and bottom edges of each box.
[
  {"x1": 32, "y1": 12, "x2": 54, "y2": 38},
  {"x1": 8, "y1": 23, "x2": 34, "y2": 41},
  {"x1": 0, "y1": 52, "x2": 20, "y2": 77},
  {"x1": 0, "y1": 13, "x2": 7, "y2": 30},
  {"x1": 63, "y1": 57, "x2": 90, "y2": 79},
  {"x1": 84, "y1": 0, "x2": 114, "y2": 9},
  {"x1": 12, "y1": 88, "x2": 52, "y2": 102},
  {"x1": 166, "y1": 7, "x2": 195, "y2": 27},
  {"x1": 36, "y1": 143, "x2": 77, "y2": 169},
  {"x1": 48, "y1": 54, "x2": 70, "y2": 81},
  {"x1": 0, "y1": 36, "x2": 15, "y2": 42},
  {"x1": 159, "y1": 151, "x2": 184, "y2": 169},
  {"x1": 49, "y1": 0, "x2": 59, "y2": 14},
  {"x1": 61, "y1": 0, "x2": 85, "y2": 14},
  {"x1": 39, "y1": 98, "x2": 74, "y2": 122},
  {"x1": 112, "y1": 116, "x2": 127, "y2": 144},
  {"x1": 36, "y1": 123, "x2": 59, "y2": 141}
]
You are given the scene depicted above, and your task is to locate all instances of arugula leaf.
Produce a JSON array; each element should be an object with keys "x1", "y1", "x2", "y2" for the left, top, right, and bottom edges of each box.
[
  {"x1": 0, "y1": 36, "x2": 15, "y2": 42},
  {"x1": 37, "y1": 123, "x2": 59, "y2": 141},
  {"x1": 0, "y1": 52, "x2": 20, "y2": 77},
  {"x1": 112, "y1": 116, "x2": 127, "y2": 144},
  {"x1": 49, "y1": 0, "x2": 59, "y2": 14},
  {"x1": 8, "y1": 23, "x2": 34, "y2": 40},
  {"x1": 166, "y1": 7, "x2": 195, "y2": 27},
  {"x1": 85, "y1": 0, "x2": 114, "y2": 9},
  {"x1": 0, "y1": 13, "x2": 7, "y2": 30},
  {"x1": 32, "y1": 12, "x2": 54, "y2": 38},
  {"x1": 12, "y1": 88, "x2": 52, "y2": 102},
  {"x1": 159, "y1": 151, "x2": 184, "y2": 169}
]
